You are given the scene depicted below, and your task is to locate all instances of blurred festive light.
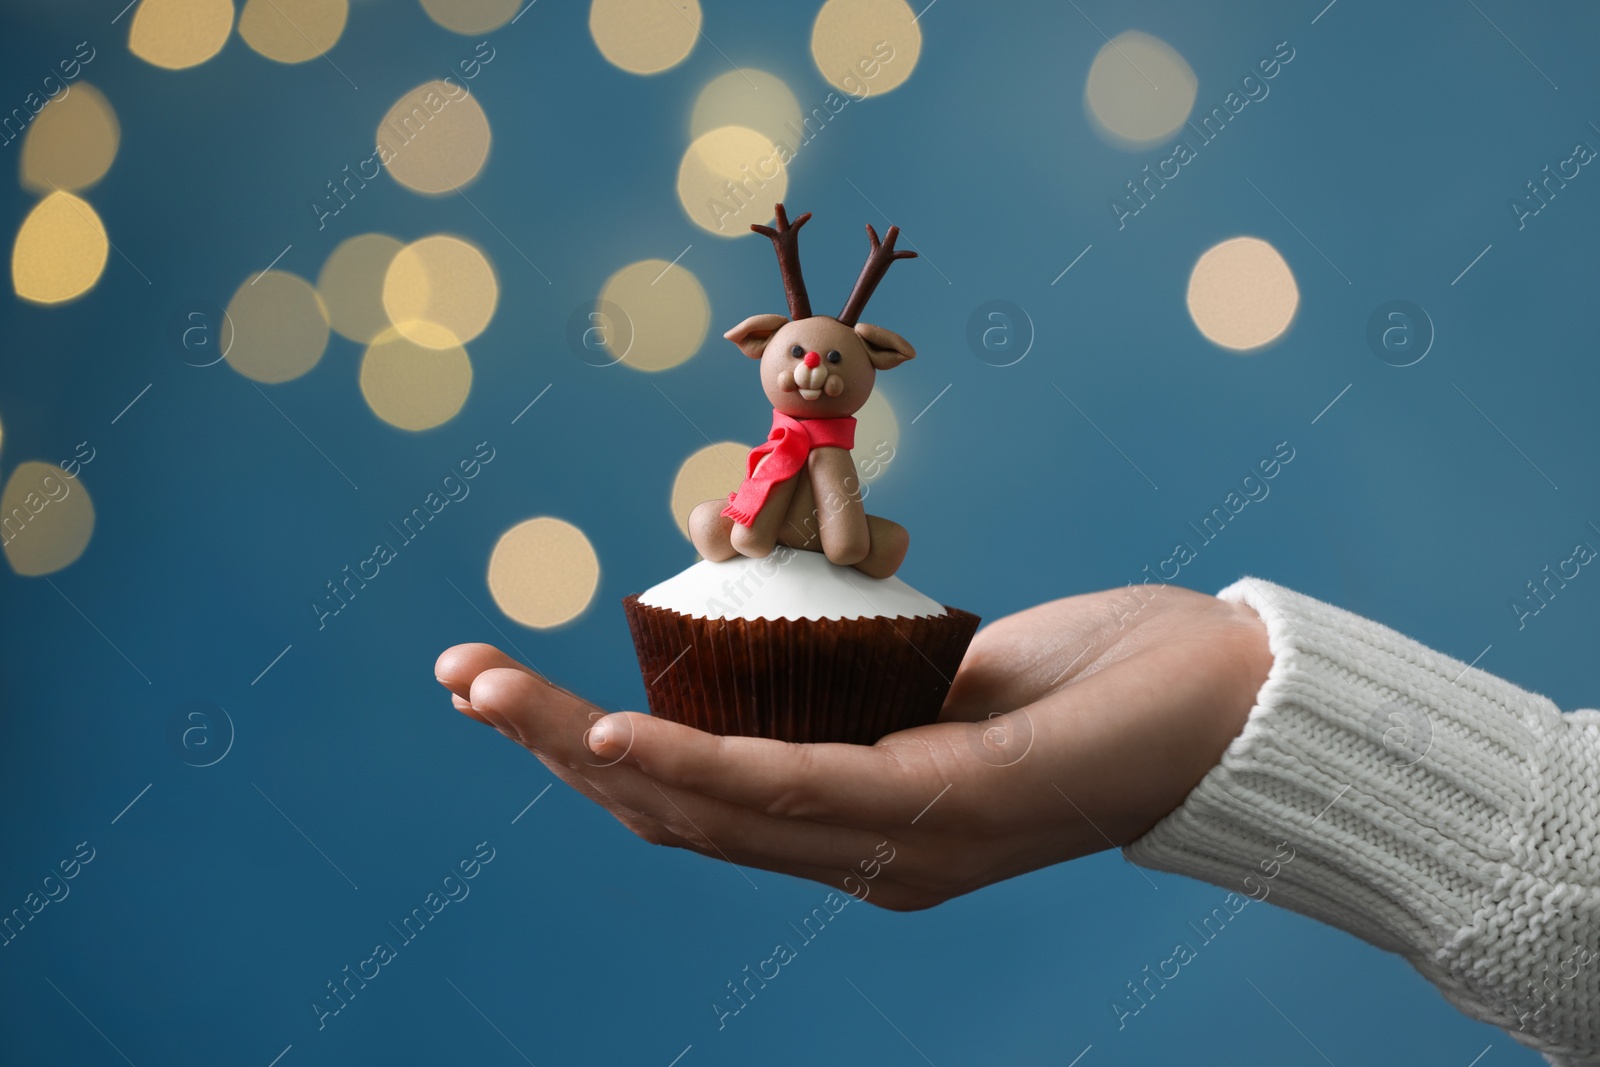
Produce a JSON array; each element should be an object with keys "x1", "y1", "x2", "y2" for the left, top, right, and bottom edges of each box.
[
  {"x1": 376, "y1": 80, "x2": 491, "y2": 195},
  {"x1": 382, "y1": 235, "x2": 498, "y2": 349},
  {"x1": 589, "y1": 0, "x2": 700, "y2": 75},
  {"x1": 11, "y1": 192, "x2": 108, "y2": 305},
  {"x1": 239, "y1": 0, "x2": 347, "y2": 63},
  {"x1": 852, "y1": 387, "x2": 898, "y2": 485},
  {"x1": 690, "y1": 69, "x2": 802, "y2": 148},
  {"x1": 360, "y1": 328, "x2": 473, "y2": 430},
  {"x1": 420, "y1": 0, "x2": 519, "y2": 34},
  {"x1": 487, "y1": 517, "x2": 601, "y2": 628},
  {"x1": 670, "y1": 441, "x2": 750, "y2": 540},
  {"x1": 1186, "y1": 236, "x2": 1299, "y2": 351},
  {"x1": 1084, "y1": 30, "x2": 1197, "y2": 149},
  {"x1": 811, "y1": 0, "x2": 920, "y2": 95},
  {"x1": 318, "y1": 232, "x2": 403, "y2": 343},
  {"x1": 676, "y1": 126, "x2": 786, "y2": 237},
  {"x1": 597, "y1": 259, "x2": 709, "y2": 371},
  {"x1": 128, "y1": 0, "x2": 235, "y2": 70},
  {"x1": 1, "y1": 461, "x2": 94, "y2": 576},
  {"x1": 19, "y1": 82, "x2": 119, "y2": 193},
  {"x1": 224, "y1": 270, "x2": 331, "y2": 382}
]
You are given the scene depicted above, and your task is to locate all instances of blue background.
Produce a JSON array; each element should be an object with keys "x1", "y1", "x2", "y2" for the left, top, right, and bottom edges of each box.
[{"x1": 3, "y1": 0, "x2": 1596, "y2": 1063}]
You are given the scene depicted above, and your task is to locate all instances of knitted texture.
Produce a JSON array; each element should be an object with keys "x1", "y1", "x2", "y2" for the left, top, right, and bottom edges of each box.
[{"x1": 1121, "y1": 577, "x2": 1599, "y2": 1065}]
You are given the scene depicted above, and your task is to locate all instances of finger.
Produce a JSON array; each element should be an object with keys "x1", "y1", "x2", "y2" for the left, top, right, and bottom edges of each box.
[
  {"x1": 452, "y1": 693, "x2": 499, "y2": 729},
  {"x1": 435, "y1": 643, "x2": 538, "y2": 701},
  {"x1": 614, "y1": 772, "x2": 895, "y2": 874},
  {"x1": 609, "y1": 794, "x2": 944, "y2": 910},
  {"x1": 584, "y1": 710, "x2": 953, "y2": 829},
  {"x1": 467, "y1": 665, "x2": 608, "y2": 766},
  {"x1": 464, "y1": 670, "x2": 919, "y2": 876}
]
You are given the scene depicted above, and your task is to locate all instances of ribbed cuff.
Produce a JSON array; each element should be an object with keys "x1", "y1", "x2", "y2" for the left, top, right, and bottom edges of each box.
[{"x1": 1121, "y1": 577, "x2": 1599, "y2": 1065}]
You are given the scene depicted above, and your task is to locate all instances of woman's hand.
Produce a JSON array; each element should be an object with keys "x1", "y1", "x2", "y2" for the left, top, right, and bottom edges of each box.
[{"x1": 435, "y1": 583, "x2": 1272, "y2": 910}]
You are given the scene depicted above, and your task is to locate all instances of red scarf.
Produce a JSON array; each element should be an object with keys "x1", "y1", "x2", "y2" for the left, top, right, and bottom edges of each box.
[{"x1": 721, "y1": 410, "x2": 857, "y2": 526}]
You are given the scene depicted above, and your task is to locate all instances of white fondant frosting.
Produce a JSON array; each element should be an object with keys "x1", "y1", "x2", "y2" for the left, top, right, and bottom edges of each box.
[{"x1": 638, "y1": 546, "x2": 948, "y2": 621}]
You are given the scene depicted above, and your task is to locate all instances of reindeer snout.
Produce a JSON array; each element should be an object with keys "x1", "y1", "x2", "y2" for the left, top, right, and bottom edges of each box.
[{"x1": 792, "y1": 358, "x2": 835, "y2": 400}]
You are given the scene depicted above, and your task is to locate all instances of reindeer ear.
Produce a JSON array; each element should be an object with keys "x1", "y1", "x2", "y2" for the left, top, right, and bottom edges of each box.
[
  {"x1": 724, "y1": 314, "x2": 789, "y2": 360},
  {"x1": 854, "y1": 322, "x2": 915, "y2": 370}
]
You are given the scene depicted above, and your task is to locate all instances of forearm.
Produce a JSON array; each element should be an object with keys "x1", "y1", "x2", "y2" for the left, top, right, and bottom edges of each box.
[{"x1": 1122, "y1": 576, "x2": 1600, "y2": 1065}]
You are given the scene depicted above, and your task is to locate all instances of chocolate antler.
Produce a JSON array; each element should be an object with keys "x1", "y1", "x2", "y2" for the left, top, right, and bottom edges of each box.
[
  {"x1": 750, "y1": 204, "x2": 813, "y2": 321},
  {"x1": 838, "y1": 224, "x2": 917, "y2": 326}
]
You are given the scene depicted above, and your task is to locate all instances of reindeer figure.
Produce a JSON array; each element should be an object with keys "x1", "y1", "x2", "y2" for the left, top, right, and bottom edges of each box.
[{"x1": 689, "y1": 203, "x2": 918, "y2": 580}]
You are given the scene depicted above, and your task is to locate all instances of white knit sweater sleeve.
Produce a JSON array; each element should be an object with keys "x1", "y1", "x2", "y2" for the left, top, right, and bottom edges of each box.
[{"x1": 1121, "y1": 576, "x2": 1600, "y2": 1066}]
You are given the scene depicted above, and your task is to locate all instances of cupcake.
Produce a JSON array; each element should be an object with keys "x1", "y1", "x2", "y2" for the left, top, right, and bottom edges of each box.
[
  {"x1": 623, "y1": 203, "x2": 980, "y2": 744},
  {"x1": 623, "y1": 548, "x2": 979, "y2": 744}
]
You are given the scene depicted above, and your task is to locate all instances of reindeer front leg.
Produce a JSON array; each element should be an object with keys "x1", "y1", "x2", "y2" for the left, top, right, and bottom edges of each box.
[
  {"x1": 806, "y1": 446, "x2": 871, "y2": 567},
  {"x1": 728, "y1": 460, "x2": 801, "y2": 560}
]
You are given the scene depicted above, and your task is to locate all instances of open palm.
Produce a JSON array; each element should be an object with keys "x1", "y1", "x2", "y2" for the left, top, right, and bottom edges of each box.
[{"x1": 435, "y1": 583, "x2": 1271, "y2": 909}]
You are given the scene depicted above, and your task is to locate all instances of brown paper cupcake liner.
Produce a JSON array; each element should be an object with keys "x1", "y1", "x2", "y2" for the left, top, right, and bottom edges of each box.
[{"x1": 622, "y1": 594, "x2": 980, "y2": 745}]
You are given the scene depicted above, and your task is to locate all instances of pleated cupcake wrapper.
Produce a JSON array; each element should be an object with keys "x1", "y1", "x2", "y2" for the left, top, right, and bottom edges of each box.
[{"x1": 622, "y1": 595, "x2": 980, "y2": 745}]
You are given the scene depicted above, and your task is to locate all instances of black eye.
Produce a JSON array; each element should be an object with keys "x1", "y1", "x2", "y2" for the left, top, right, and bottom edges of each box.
[
  {"x1": 790, "y1": 344, "x2": 804, "y2": 358},
  {"x1": 826, "y1": 350, "x2": 841, "y2": 364}
]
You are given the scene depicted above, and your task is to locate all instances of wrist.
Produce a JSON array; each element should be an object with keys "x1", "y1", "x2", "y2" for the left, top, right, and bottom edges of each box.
[{"x1": 1219, "y1": 597, "x2": 1273, "y2": 742}]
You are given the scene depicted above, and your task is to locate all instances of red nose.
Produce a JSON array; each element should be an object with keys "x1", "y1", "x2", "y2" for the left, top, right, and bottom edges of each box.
[{"x1": 803, "y1": 351, "x2": 821, "y2": 368}]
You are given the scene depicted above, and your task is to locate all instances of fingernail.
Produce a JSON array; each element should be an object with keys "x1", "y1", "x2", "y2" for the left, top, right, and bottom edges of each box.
[{"x1": 586, "y1": 721, "x2": 610, "y2": 752}]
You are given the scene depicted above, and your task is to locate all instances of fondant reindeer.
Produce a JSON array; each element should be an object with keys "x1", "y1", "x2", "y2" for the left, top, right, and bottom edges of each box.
[{"x1": 689, "y1": 204, "x2": 917, "y2": 580}]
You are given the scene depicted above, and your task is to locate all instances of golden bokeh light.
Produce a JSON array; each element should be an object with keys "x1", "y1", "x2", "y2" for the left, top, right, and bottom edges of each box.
[
  {"x1": 360, "y1": 327, "x2": 473, "y2": 431},
  {"x1": 1, "y1": 461, "x2": 95, "y2": 576},
  {"x1": 376, "y1": 80, "x2": 491, "y2": 195},
  {"x1": 690, "y1": 69, "x2": 802, "y2": 148},
  {"x1": 676, "y1": 126, "x2": 786, "y2": 237},
  {"x1": 1186, "y1": 237, "x2": 1299, "y2": 351},
  {"x1": 128, "y1": 0, "x2": 235, "y2": 70},
  {"x1": 852, "y1": 387, "x2": 898, "y2": 485},
  {"x1": 421, "y1": 0, "x2": 519, "y2": 34},
  {"x1": 488, "y1": 517, "x2": 601, "y2": 629},
  {"x1": 239, "y1": 0, "x2": 347, "y2": 63},
  {"x1": 318, "y1": 232, "x2": 402, "y2": 343},
  {"x1": 20, "y1": 82, "x2": 120, "y2": 193},
  {"x1": 596, "y1": 259, "x2": 709, "y2": 371},
  {"x1": 811, "y1": 0, "x2": 920, "y2": 95},
  {"x1": 11, "y1": 192, "x2": 109, "y2": 305},
  {"x1": 382, "y1": 235, "x2": 498, "y2": 349},
  {"x1": 1084, "y1": 30, "x2": 1197, "y2": 149},
  {"x1": 224, "y1": 270, "x2": 331, "y2": 382},
  {"x1": 670, "y1": 441, "x2": 750, "y2": 540},
  {"x1": 589, "y1": 0, "x2": 700, "y2": 75}
]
